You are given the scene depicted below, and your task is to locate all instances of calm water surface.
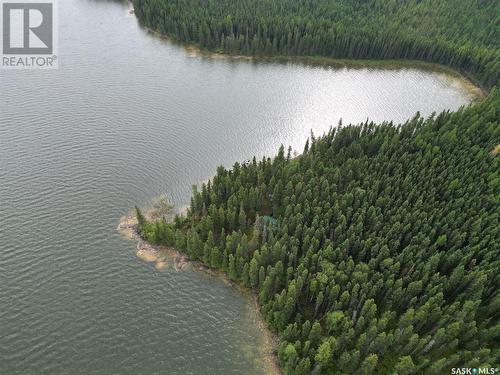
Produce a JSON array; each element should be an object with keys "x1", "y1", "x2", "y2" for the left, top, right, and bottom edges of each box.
[{"x1": 0, "y1": 0, "x2": 477, "y2": 374}]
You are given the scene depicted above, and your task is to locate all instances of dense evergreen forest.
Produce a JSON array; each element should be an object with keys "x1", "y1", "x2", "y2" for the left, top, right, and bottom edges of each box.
[
  {"x1": 137, "y1": 91, "x2": 500, "y2": 374},
  {"x1": 132, "y1": 0, "x2": 500, "y2": 89},
  {"x1": 131, "y1": 0, "x2": 499, "y2": 372}
]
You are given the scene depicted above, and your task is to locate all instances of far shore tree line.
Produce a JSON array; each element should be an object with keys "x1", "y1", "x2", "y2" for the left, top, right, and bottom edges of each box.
[
  {"x1": 133, "y1": 0, "x2": 499, "y2": 89},
  {"x1": 132, "y1": 0, "x2": 499, "y2": 373}
]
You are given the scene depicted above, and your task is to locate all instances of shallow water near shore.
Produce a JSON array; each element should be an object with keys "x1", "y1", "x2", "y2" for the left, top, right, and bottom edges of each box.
[{"x1": 0, "y1": 0, "x2": 481, "y2": 374}]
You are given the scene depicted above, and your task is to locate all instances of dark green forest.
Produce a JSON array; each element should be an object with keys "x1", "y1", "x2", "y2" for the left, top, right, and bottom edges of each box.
[
  {"x1": 132, "y1": 0, "x2": 500, "y2": 89},
  {"x1": 137, "y1": 91, "x2": 499, "y2": 374},
  {"x1": 131, "y1": 0, "x2": 499, "y2": 373}
]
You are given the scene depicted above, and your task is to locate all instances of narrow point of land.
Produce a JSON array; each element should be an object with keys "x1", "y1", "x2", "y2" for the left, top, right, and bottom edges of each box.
[
  {"x1": 128, "y1": 1, "x2": 499, "y2": 373},
  {"x1": 117, "y1": 208, "x2": 282, "y2": 375}
]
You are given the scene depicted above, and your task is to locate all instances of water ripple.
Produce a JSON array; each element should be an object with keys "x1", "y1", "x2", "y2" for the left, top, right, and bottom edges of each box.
[{"x1": 0, "y1": 0, "x2": 476, "y2": 374}]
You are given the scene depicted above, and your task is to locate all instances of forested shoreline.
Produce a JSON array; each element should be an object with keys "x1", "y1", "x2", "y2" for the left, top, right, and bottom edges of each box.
[
  {"x1": 130, "y1": 0, "x2": 499, "y2": 373},
  {"x1": 132, "y1": 0, "x2": 499, "y2": 89},
  {"x1": 136, "y1": 91, "x2": 499, "y2": 374}
]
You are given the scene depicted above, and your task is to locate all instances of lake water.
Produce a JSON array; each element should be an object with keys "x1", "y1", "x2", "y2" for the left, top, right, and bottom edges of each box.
[{"x1": 0, "y1": 0, "x2": 479, "y2": 374}]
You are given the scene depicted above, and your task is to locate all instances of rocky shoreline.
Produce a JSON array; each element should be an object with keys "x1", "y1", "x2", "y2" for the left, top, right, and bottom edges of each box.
[
  {"x1": 117, "y1": 209, "x2": 282, "y2": 374},
  {"x1": 117, "y1": 214, "x2": 192, "y2": 271}
]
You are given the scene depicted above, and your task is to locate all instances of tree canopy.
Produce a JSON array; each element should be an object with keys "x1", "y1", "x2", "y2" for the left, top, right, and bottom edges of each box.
[
  {"x1": 133, "y1": 0, "x2": 500, "y2": 89},
  {"x1": 137, "y1": 91, "x2": 500, "y2": 374},
  {"x1": 132, "y1": 1, "x2": 499, "y2": 372}
]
